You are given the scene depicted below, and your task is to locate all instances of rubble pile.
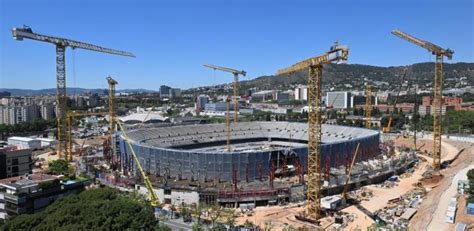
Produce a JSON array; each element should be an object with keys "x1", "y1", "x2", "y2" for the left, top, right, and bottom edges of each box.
[{"x1": 375, "y1": 188, "x2": 426, "y2": 229}]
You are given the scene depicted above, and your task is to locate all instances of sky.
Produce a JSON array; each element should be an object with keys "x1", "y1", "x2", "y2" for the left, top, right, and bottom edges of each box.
[{"x1": 0, "y1": 0, "x2": 473, "y2": 90}]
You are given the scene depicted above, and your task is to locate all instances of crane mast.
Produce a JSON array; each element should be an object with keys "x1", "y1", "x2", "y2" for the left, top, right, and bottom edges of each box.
[
  {"x1": 277, "y1": 42, "x2": 349, "y2": 220},
  {"x1": 12, "y1": 26, "x2": 134, "y2": 159},
  {"x1": 107, "y1": 76, "x2": 118, "y2": 157},
  {"x1": 204, "y1": 64, "x2": 246, "y2": 123},
  {"x1": 392, "y1": 29, "x2": 453, "y2": 169},
  {"x1": 364, "y1": 83, "x2": 373, "y2": 128}
]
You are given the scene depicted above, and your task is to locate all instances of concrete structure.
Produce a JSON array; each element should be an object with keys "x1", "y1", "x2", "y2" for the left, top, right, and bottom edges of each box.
[
  {"x1": 204, "y1": 102, "x2": 231, "y2": 112},
  {"x1": 7, "y1": 137, "x2": 41, "y2": 150},
  {"x1": 294, "y1": 85, "x2": 308, "y2": 101},
  {"x1": 39, "y1": 104, "x2": 55, "y2": 120},
  {"x1": 0, "y1": 174, "x2": 89, "y2": 219},
  {"x1": 326, "y1": 92, "x2": 351, "y2": 109},
  {"x1": 35, "y1": 138, "x2": 58, "y2": 148},
  {"x1": 195, "y1": 95, "x2": 209, "y2": 113},
  {"x1": 0, "y1": 147, "x2": 32, "y2": 179},
  {"x1": 135, "y1": 185, "x2": 199, "y2": 206},
  {"x1": 119, "y1": 122, "x2": 380, "y2": 183}
]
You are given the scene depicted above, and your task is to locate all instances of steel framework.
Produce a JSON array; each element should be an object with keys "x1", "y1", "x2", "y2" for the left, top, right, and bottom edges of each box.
[
  {"x1": 204, "y1": 64, "x2": 246, "y2": 123},
  {"x1": 12, "y1": 26, "x2": 134, "y2": 158},
  {"x1": 364, "y1": 84, "x2": 373, "y2": 128},
  {"x1": 277, "y1": 42, "x2": 349, "y2": 220},
  {"x1": 392, "y1": 29, "x2": 453, "y2": 168}
]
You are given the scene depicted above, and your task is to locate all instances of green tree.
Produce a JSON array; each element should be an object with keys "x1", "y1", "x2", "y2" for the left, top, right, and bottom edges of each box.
[
  {"x1": 48, "y1": 159, "x2": 72, "y2": 175},
  {"x1": 2, "y1": 187, "x2": 156, "y2": 230}
]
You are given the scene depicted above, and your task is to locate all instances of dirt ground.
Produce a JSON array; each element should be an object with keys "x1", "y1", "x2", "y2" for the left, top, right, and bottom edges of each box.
[
  {"x1": 409, "y1": 140, "x2": 474, "y2": 230},
  {"x1": 341, "y1": 205, "x2": 374, "y2": 230},
  {"x1": 360, "y1": 161, "x2": 427, "y2": 214},
  {"x1": 234, "y1": 204, "x2": 314, "y2": 230}
]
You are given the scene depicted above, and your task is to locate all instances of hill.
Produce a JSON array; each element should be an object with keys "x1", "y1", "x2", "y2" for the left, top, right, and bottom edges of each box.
[{"x1": 238, "y1": 62, "x2": 474, "y2": 91}]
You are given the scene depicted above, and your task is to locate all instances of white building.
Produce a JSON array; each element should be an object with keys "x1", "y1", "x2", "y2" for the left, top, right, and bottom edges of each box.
[
  {"x1": 326, "y1": 91, "x2": 351, "y2": 109},
  {"x1": 295, "y1": 85, "x2": 308, "y2": 101},
  {"x1": 35, "y1": 138, "x2": 58, "y2": 148},
  {"x1": 7, "y1": 137, "x2": 41, "y2": 150}
]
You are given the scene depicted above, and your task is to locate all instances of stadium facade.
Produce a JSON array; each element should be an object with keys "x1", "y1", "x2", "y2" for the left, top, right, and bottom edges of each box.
[{"x1": 118, "y1": 122, "x2": 380, "y2": 182}]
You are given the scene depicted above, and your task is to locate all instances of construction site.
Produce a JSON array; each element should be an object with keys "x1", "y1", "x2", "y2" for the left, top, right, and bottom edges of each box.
[{"x1": 5, "y1": 18, "x2": 474, "y2": 231}]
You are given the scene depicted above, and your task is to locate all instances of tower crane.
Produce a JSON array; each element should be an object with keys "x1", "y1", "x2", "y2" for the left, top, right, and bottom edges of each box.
[
  {"x1": 383, "y1": 68, "x2": 408, "y2": 133},
  {"x1": 107, "y1": 76, "x2": 118, "y2": 156},
  {"x1": 277, "y1": 41, "x2": 349, "y2": 220},
  {"x1": 203, "y1": 64, "x2": 246, "y2": 123},
  {"x1": 392, "y1": 29, "x2": 453, "y2": 169},
  {"x1": 364, "y1": 83, "x2": 373, "y2": 128},
  {"x1": 12, "y1": 26, "x2": 135, "y2": 158}
]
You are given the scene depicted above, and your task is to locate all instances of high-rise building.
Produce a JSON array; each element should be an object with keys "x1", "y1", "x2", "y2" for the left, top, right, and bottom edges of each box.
[
  {"x1": 40, "y1": 104, "x2": 55, "y2": 120},
  {"x1": 160, "y1": 85, "x2": 171, "y2": 98},
  {"x1": 0, "y1": 105, "x2": 39, "y2": 125},
  {"x1": 196, "y1": 95, "x2": 209, "y2": 113},
  {"x1": 326, "y1": 92, "x2": 352, "y2": 109},
  {"x1": 160, "y1": 85, "x2": 181, "y2": 99}
]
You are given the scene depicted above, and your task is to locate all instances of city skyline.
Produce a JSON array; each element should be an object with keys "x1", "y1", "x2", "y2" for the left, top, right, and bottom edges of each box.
[{"x1": 1, "y1": 0, "x2": 473, "y2": 90}]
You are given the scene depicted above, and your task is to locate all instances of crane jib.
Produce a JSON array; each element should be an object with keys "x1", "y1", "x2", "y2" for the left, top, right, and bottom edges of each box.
[{"x1": 12, "y1": 27, "x2": 135, "y2": 57}]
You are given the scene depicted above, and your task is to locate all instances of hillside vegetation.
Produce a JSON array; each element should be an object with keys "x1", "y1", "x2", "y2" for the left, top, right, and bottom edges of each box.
[{"x1": 1, "y1": 187, "x2": 156, "y2": 230}]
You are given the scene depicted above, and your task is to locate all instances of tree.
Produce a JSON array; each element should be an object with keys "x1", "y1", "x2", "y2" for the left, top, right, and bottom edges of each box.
[
  {"x1": 223, "y1": 209, "x2": 236, "y2": 228},
  {"x1": 243, "y1": 219, "x2": 254, "y2": 229},
  {"x1": 208, "y1": 204, "x2": 223, "y2": 227},
  {"x1": 48, "y1": 159, "x2": 72, "y2": 176},
  {"x1": 2, "y1": 187, "x2": 156, "y2": 230},
  {"x1": 155, "y1": 223, "x2": 172, "y2": 231}
]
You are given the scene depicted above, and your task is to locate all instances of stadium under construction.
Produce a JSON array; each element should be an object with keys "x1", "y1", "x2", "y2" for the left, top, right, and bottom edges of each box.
[{"x1": 115, "y1": 122, "x2": 416, "y2": 206}]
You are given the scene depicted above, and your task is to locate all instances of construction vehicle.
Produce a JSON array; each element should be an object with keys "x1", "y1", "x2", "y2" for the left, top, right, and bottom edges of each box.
[
  {"x1": 116, "y1": 119, "x2": 161, "y2": 211},
  {"x1": 12, "y1": 26, "x2": 134, "y2": 158},
  {"x1": 204, "y1": 64, "x2": 246, "y2": 123},
  {"x1": 382, "y1": 68, "x2": 408, "y2": 133},
  {"x1": 277, "y1": 41, "x2": 349, "y2": 220},
  {"x1": 342, "y1": 143, "x2": 361, "y2": 204},
  {"x1": 391, "y1": 29, "x2": 453, "y2": 169}
]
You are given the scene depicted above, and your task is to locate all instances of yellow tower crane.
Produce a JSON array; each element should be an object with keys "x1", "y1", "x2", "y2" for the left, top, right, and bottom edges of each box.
[
  {"x1": 11, "y1": 26, "x2": 134, "y2": 158},
  {"x1": 364, "y1": 83, "x2": 373, "y2": 128},
  {"x1": 107, "y1": 76, "x2": 118, "y2": 155},
  {"x1": 277, "y1": 41, "x2": 349, "y2": 220},
  {"x1": 204, "y1": 64, "x2": 246, "y2": 123},
  {"x1": 392, "y1": 29, "x2": 454, "y2": 169}
]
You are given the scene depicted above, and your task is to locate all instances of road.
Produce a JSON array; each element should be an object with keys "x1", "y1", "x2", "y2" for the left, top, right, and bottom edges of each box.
[
  {"x1": 162, "y1": 220, "x2": 193, "y2": 231},
  {"x1": 409, "y1": 140, "x2": 474, "y2": 230},
  {"x1": 426, "y1": 164, "x2": 474, "y2": 231}
]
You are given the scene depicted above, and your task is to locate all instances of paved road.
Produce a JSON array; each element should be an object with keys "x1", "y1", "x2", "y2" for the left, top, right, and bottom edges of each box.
[{"x1": 162, "y1": 220, "x2": 193, "y2": 231}]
